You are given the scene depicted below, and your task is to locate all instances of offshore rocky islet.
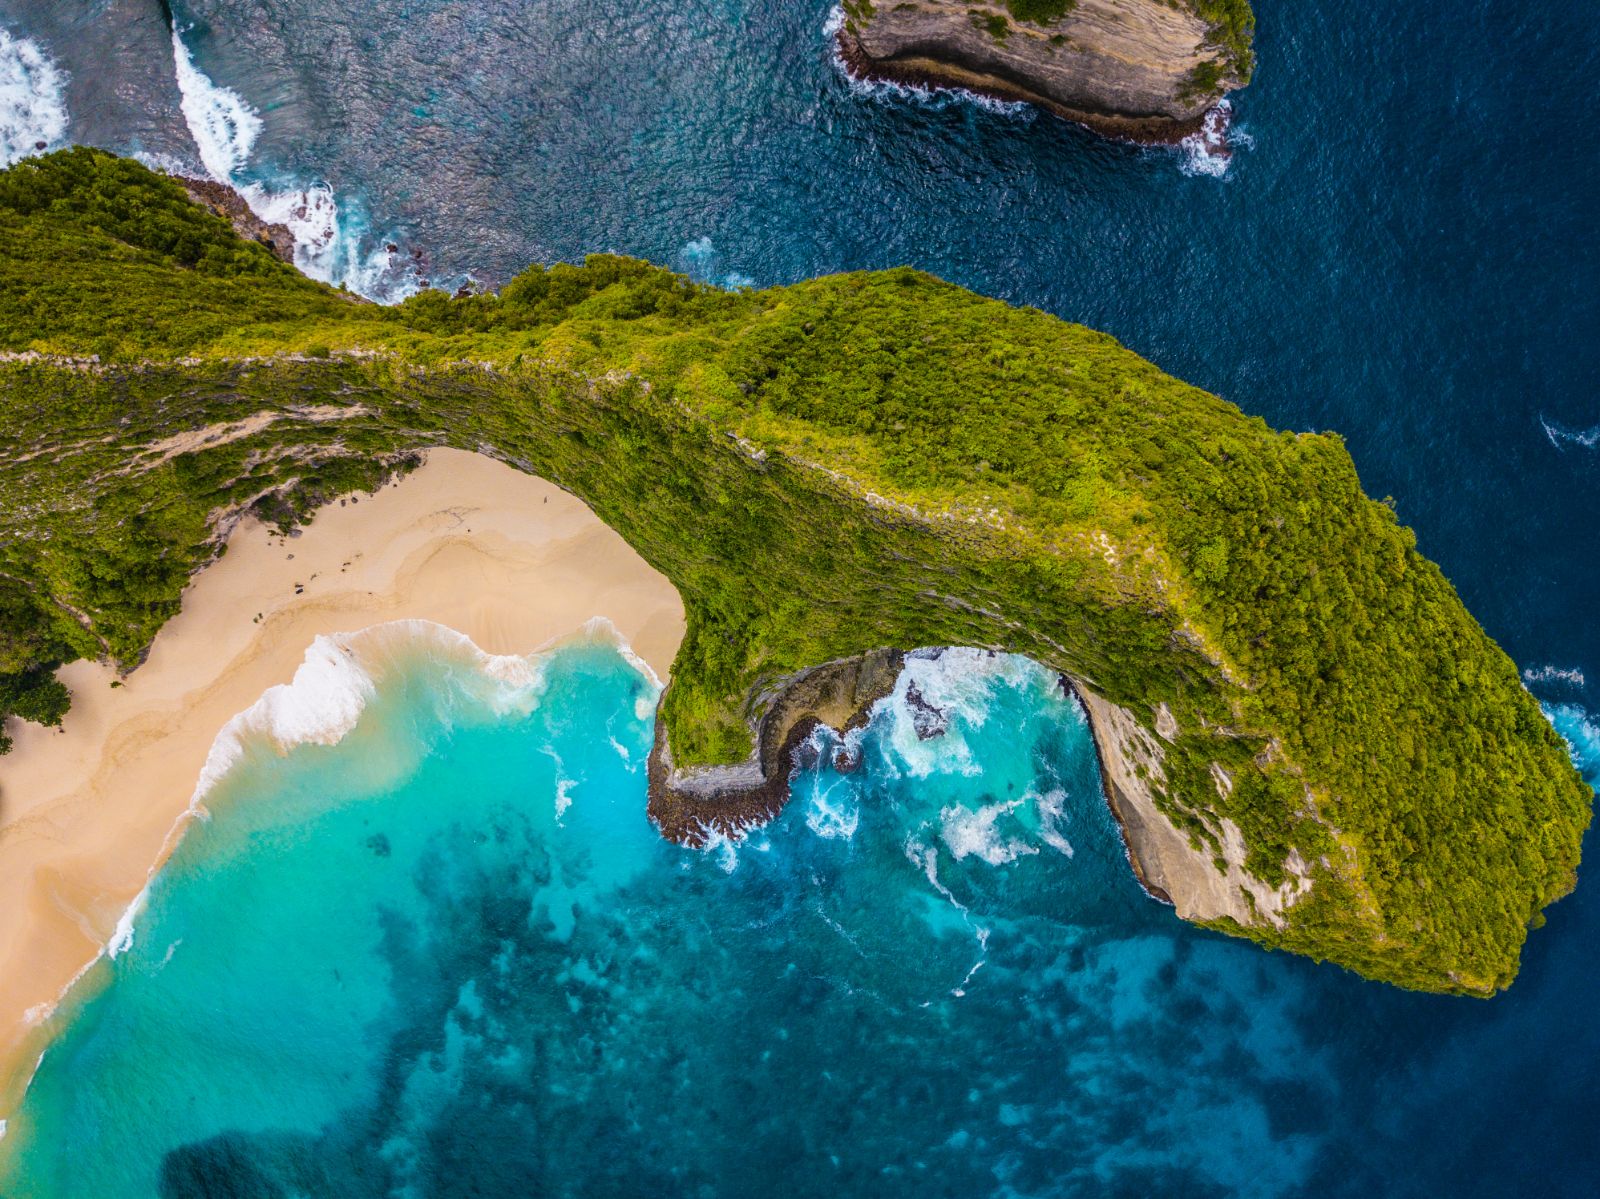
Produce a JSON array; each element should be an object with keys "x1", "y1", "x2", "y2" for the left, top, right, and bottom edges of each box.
[
  {"x1": 0, "y1": 148, "x2": 1589, "y2": 996},
  {"x1": 834, "y1": 0, "x2": 1255, "y2": 141}
]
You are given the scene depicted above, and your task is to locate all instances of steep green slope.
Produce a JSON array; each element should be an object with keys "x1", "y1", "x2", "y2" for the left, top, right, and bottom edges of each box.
[{"x1": 0, "y1": 150, "x2": 1589, "y2": 993}]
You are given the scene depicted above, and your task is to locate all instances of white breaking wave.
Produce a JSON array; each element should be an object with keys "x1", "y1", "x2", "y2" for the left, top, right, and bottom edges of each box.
[
  {"x1": 1540, "y1": 415, "x2": 1600, "y2": 451},
  {"x1": 1545, "y1": 703, "x2": 1600, "y2": 779},
  {"x1": 804, "y1": 772, "x2": 861, "y2": 840},
  {"x1": 823, "y1": 6, "x2": 1033, "y2": 121},
  {"x1": 1034, "y1": 786, "x2": 1075, "y2": 858},
  {"x1": 938, "y1": 798, "x2": 1038, "y2": 866},
  {"x1": 169, "y1": 24, "x2": 413, "y2": 300},
  {"x1": 692, "y1": 822, "x2": 772, "y2": 873},
  {"x1": 678, "y1": 237, "x2": 757, "y2": 291},
  {"x1": 701, "y1": 826, "x2": 743, "y2": 873},
  {"x1": 243, "y1": 183, "x2": 419, "y2": 301},
  {"x1": 1523, "y1": 664, "x2": 1587, "y2": 690},
  {"x1": 169, "y1": 25, "x2": 261, "y2": 180},
  {"x1": 1178, "y1": 99, "x2": 1251, "y2": 179},
  {"x1": 106, "y1": 617, "x2": 655, "y2": 960},
  {"x1": 0, "y1": 27, "x2": 68, "y2": 168},
  {"x1": 873, "y1": 648, "x2": 1043, "y2": 779}
]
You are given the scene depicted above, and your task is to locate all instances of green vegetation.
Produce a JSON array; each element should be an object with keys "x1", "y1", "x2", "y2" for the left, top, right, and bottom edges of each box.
[
  {"x1": 975, "y1": 9, "x2": 1012, "y2": 40},
  {"x1": 1190, "y1": 0, "x2": 1255, "y2": 84},
  {"x1": 1178, "y1": 58, "x2": 1227, "y2": 102},
  {"x1": 1003, "y1": 0, "x2": 1076, "y2": 24},
  {"x1": 839, "y1": 0, "x2": 877, "y2": 36},
  {"x1": 0, "y1": 150, "x2": 1590, "y2": 994}
]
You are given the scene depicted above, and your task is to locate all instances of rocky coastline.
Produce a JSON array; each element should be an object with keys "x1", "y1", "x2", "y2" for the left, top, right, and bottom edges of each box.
[
  {"x1": 647, "y1": 649, "x2": 905, "y2": 844},
  {"x1": 835, "y1": 0, "x2": 1250, "y2": 144},
  {"x1": 177, "y1": 177, "x2": 297, "y2": 264},
  {"x1": 644, "y1": 645, "x2": 1301, "y2": 936}
]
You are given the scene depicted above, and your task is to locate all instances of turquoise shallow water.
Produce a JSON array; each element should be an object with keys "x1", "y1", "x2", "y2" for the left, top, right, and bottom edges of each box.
[{"x1": 4, "y1": 627, "x2": 1597, "y2": 1197}]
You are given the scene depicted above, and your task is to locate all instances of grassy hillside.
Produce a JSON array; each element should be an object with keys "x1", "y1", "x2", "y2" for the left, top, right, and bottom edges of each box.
[{"x1": 0, "y1": 149, "x2": 1588, "y2": 993}]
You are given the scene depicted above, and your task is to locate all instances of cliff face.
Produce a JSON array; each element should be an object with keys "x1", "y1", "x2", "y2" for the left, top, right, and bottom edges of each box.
[
  {"x1": 1, "y1": 151, "x2": 1591, "y2": 996},
  {"x1": 837, "y1": 0, "x2": 1251, "y2": 140},
  {"x1": 178, "y1": 178, "x2": 297, "y2": 264},
  {"x1": 647, "y1": 650, "x2": 905, "y2": 844},
  {"x1": 1071, "y1": 683, "x2": 1310, "y2": 927}
]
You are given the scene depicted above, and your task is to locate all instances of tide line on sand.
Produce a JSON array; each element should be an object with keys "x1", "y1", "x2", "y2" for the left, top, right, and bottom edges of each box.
[{"x1": 0, "y1": 447, "x2": 686, "y2": 1119}]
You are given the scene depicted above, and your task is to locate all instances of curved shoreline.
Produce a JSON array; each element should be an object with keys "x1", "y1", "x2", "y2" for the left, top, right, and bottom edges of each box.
[
  {"x1": 835, "y1": 28, "x2": 1210, "y2": 145},
  {"x1": 0, "y1": 448, "x2": 685, "y2": 1119}
]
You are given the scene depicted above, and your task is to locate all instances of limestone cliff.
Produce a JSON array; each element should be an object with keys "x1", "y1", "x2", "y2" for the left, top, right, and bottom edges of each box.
[
  {"x1": 1070, "y1": 683, "x2": 1311, "y2": 928},
  {"x1": 836, "y1": 0, "x2": 1253, "y2": 140},
  {"x1": 648, "y1": 650, "x2": 905, "y2": 844}
]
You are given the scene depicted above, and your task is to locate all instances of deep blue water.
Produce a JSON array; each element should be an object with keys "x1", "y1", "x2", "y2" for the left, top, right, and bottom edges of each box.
[{"x1": 1, "y1": 0, "x2": 1598, "y2": 1193}]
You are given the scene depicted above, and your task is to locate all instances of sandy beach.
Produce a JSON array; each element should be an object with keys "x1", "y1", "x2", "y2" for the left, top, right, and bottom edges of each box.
[{"x1": 0, "y1": 448, "x2": 685, "y2": 1119}]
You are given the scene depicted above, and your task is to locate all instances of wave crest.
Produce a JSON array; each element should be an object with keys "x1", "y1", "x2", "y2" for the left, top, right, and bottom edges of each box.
[
  {"x1": 1545, "y1": 703, "x2": 1600, "y2": 783},
  {"x1": 0, "y1": 27, "x2": 68, "y2": 169},
  {"x1": 1179, "y1": 100, "x2": 1251, "y2": 179},
  {"x1": 1523, "y1": 664, "x2": 1587, "y2": 691},
  {"x1": 109, "y1": 618, "x2": 656, "y2": 960},
  {"x1": 169, "y1": 24, "x2": 414, "y2": 300},
  {"x1": 1540, "y1": 415, "x2": 1600, "y2": 451}
]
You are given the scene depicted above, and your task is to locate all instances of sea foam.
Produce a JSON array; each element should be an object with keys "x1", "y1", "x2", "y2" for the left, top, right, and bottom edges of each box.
[
  {"x1": 1545, "y1": 703, "x2": 1600, "y2": 781},
  {"x1": 0, "y1": 27, "x2": 68, "y2": 168},
  {"x1": 1523, "y1": 664, "x2": 1587, "y2": 691},
  {"x1": 823, "y1": 6, "x2": 1034, "y2": 121},
  {"x1": 169, "y1": 24, "x2": 413, "y2": 300},
  {"x1": 678, "y1": 237, "x2": 756, "y2": 291},
  {"x1": 1178, "y1": 100, "x2": 1251, "y2": 179},
  {"x1": 109, "y1": 618, "x2": 656, "y2": 960},
  {"x1": 803, "y1": 769, "x2": 861, "y2": 840},
  {"x1": 169, "y1": 25, "x2": 260, "y2": 181},
  {"x1": 938, "y1": 798, "x2": 1039, "y2": 866},
  {"x1": 1034, "y1": 786, "x2": 1076, "y2": 858},
  {"x1": 1539, "y1": 415, "x2": 1600, "y2": 451},
  {"x1": 872, "y1": 648, "x2": 1042, "y2": 779}
]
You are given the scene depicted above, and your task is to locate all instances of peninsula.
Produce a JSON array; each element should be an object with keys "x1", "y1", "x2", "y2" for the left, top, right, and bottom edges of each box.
[
  {"x1": 0, "y1": 150, "x2": 1589, "y2": 1018},
  {"x1": 834, "y1": 0, "x2": 1254, "y2": 140}
]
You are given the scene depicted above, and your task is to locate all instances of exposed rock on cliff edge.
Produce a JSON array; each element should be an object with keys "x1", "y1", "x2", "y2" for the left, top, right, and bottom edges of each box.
[
  {"x1": 1070, "y1": 681, "x2": 1311, "y2": 927},
  {"x1": 648, "y1": 650, "x2": 904, "y2": 844},
  {"x1": 645, "y1": 646, "x2": 1309, "y2": 937},
  {"x1": 179, "y1": 177, "x2": 296, "y2": 264},
  {"x1": 836, "y1": 0, "x2": 1252, "y2": 141}
]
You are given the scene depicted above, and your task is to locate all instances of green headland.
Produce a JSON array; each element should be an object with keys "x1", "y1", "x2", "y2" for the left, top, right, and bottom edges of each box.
[{"x1": 0, "y1": 149, "x2": 1588, "y2": 995}]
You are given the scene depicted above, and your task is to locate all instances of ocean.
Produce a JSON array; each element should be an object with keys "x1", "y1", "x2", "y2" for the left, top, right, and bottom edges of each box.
[{"x1": 0, "y1": 0, "x2": 1597, "y2": 1194}]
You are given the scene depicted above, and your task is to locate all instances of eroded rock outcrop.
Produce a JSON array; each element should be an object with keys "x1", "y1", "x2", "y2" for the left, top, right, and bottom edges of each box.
[
  {"x1": 647, "y1": 649, "x2": 905, "y2": 844},
  {"x1": 836, "y1": 0, "x2": 1251, "y2": 140},
  {"x1": 645, "y1": 645, "x2": 1312, "y2": 936},
  {"x1": 179, "y1": 178, "x2": 296, "y2": 264},
  {"x1": 1069, "y1": 682, "x2": 1310, "y2": 927}
]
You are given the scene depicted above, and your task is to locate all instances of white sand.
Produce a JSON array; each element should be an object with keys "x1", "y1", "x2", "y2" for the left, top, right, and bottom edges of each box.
[{"x1": 0, "y1": 448, "x2": 685, "y2": 1116}]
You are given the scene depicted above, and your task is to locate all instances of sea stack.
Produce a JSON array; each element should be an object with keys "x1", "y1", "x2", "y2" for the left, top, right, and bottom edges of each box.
[{"x1": 834, "y1": 0, "x2": 1254, "y2": 141}]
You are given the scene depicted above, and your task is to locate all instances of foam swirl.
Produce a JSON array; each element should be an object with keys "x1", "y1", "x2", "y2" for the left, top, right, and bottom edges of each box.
[{"x1": 0, "y1": 27, "x2": 68, "y2": 169}]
